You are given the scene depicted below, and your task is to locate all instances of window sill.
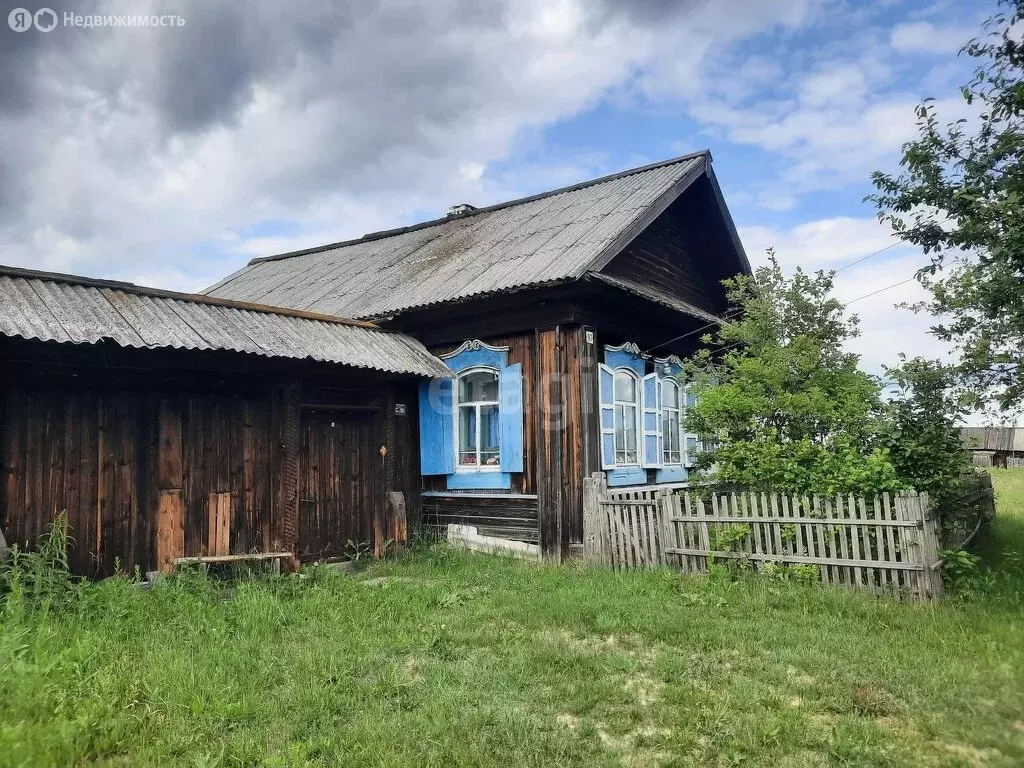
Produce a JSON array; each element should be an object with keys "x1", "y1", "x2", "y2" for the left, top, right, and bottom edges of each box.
[
  {"x1": 606, "y1": 466, "x2": 647, "y2": 487},
  {"x1": 447, "y1": 471, "x2": 512, "y2": 491},
  {"x1": 655, "y1": 465, "x2": 688, "y2": 484}
]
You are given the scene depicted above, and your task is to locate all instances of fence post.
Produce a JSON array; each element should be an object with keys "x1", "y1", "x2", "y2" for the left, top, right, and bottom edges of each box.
[
  {"x1": 653, "y1": 488, "x2": 670, "y2": 566},
  {"x1": 980, "y1": 473, "x2": 996, "y2": 524},
  {"x1": 917, "y1": 492, "x2": 944, "y2": 600},
  {"x1": 660, "y1": 492, "x2": 675, "y2": 570},
  {"x1": 583, "y1": 473, "x2": 608, "y2": 567},
  {"x1": 896, "y1": 491, "x2": 941, "y2": 602}
]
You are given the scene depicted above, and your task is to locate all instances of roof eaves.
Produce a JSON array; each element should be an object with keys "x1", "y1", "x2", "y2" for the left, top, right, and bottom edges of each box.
[
  {"x1": 358, "y1": 276, "x2": 578, "y2": 322},
  {"x1": 584, "y1": 273, "x2": 722, "y2": 325},
  {"x1": 705, "y1": 161, "x2": 752, "y2": 276}
]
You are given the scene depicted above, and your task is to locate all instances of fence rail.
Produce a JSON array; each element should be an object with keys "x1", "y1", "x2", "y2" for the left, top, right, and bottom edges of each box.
[{"x1": 582, "y1": 474, "x2": 945, "y2": 601}]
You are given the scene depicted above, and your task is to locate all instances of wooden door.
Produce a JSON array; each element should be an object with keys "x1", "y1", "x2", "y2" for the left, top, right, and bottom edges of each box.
[{"x1": 298, "y1": 409, "x2": 378, "y2": 562}]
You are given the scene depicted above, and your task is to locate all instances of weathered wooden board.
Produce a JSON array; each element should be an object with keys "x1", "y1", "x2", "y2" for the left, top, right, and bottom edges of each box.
[
  {"x1": 0, "y1": 345, "x2": 412, "y2": 577},
  {"x1": 583, "y1": 482, "x2": 944, "y2": 601}
]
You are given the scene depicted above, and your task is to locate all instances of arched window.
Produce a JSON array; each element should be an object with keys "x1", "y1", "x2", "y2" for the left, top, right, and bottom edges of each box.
[
  {"x1": 613, "y1": 369, "x2": 640, "y2": 465},
  {"x1": 456, "y1": 368, "x2": 500, "y2": 470},
  {"x1": 662, "y1": 378, "x2": 682, "y2": 465}
]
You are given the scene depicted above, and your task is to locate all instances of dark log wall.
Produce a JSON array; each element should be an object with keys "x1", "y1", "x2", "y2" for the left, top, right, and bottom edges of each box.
[
  {"x1": 0, "y1": 388, "x2": 281, "y2": 576},
  {"x1": 421, "y1": 494, "x2": 538, "y2": 543},
  {"x1": 603, "y1": 190, "x2": 727, "y2": 315},
  {"x1": 0, "y1": 340, "x2": 418, "y2": 576}
]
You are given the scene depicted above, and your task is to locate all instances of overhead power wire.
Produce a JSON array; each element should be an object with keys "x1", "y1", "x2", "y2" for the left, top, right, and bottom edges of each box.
[{"x1": 644, "y1": 241, "x2": 909, "y2": 354}]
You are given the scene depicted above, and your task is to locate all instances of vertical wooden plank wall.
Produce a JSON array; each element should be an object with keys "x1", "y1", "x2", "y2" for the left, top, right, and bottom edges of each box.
[
  {"x1": 535, "y1": 325, "x2": 591, "y2": 559},
  {"x1": 535, "y1": 327, "x2": 565, "y2": 560},
  {"x1": 155, "y1": 398, "x2": 184, "y2": 572},
  {"x1": 1, "y1": 386, "x2": 292, "y2": 576},
  {"x1": 578, "y1": 325, "x2": 601, "y2": 483},
  {"x1": 273, "y1": 383, "x2": 301, "y2": 560},
  {"x1": 393, "y1": 381, "x2": 421, "y2": 530}
]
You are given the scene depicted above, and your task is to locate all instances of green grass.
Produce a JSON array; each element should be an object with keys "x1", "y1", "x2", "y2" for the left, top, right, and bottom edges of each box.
[
  {"x1": 2, "y1": 475, "x2": 1024, "y2": 768},
  {"x1": 976, "y1": 469, "x2": 1024, "y2": 570}
]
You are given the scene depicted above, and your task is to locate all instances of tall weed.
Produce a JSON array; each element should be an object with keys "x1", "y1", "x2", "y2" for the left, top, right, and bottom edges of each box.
[{"x1": 1, "y1": 512, "x2": 83, "y2": 618}]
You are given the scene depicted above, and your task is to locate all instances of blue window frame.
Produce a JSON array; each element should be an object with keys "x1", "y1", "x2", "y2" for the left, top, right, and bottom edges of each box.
[
  {"x1": 600, "y1": 343, "x2": 653, "y2": 487},
  {"x1": 418, "y1": 340, "x2": 523, "y2": 490},
  {"x1": 653, "y1": 356, "x2": 704, "y2": 483}
]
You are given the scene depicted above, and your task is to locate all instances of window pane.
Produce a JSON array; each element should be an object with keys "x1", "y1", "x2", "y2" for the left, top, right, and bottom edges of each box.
[
  {"x1": 623, "y1": 404, "x2": 637, "y2": 463},
  {"x1": 664, "y1": 380, "x2": 681, "y2": 409},
  {"x1": 459, "y1": 370, "x2": 498, "y2": 403},
  {"x1": 662, "y1": 410, "x2": 680, "y2": 462},
  {"x1": 613, "y1": 372, "x2": 636, "y2": 402},
  {"x1": 614, "y1": 404, "x2": 625, "y2": 456},
  {"x1": 479, "y1": 404, "x2": 500, "y2": 466},
  {"x1": 459, "y1": 407, "x2": 477, "y2": 465}
]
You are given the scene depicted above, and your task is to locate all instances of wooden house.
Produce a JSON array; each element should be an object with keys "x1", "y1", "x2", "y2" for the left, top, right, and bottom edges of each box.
[
  {"x1": 960, "y1": 427, "x2": 1024, "y2": 468},
  {"x1": 208, "y1": 151, "x2": 751, "y2": 560},
  {"x1": 0, "y1": 266, "x2": 449, "y2": 576}
]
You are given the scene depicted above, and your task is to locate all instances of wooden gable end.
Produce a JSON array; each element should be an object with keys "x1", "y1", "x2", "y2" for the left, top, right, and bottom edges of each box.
[{"x1": 599, "y1": 173, "x2": 747, "y2": 317}]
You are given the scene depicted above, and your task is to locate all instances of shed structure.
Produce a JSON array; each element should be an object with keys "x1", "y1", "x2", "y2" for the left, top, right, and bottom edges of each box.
[
  {"x1": 961, "y1": 427, "x2": 1024, "y2": 468},
  {"x1": 0, "y1": 265, "x2": 448, "y2": 576}
]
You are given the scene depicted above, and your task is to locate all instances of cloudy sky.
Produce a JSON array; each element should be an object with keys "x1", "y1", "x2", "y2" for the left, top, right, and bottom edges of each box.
[{"x1": 0, "y1": 0, "x2": 993, "y2": 394}]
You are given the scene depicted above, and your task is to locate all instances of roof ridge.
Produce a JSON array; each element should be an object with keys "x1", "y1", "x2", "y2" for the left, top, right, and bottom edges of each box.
[
  {"x1": 0, "y1": 263, "x2": 383, "y2": 330},
  {"x1": 246, "y1": 150, "x2": 711, "y2": 266}
]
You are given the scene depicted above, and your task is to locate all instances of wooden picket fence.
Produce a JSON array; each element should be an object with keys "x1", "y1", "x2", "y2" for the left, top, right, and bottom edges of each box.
[{"x1": 582, "y1": 475, "x2": 944, "y2": 601}]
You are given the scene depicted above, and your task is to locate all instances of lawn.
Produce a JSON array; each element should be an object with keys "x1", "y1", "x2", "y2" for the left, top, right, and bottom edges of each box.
[{"x1": 1, "y1": 474, "x2": 1023, "y2": 767}]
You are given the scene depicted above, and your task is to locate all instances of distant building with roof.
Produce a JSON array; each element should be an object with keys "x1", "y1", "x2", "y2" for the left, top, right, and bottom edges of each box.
[{"x1": 960, "y1": 427, "x2": 1024, "y2": 468}]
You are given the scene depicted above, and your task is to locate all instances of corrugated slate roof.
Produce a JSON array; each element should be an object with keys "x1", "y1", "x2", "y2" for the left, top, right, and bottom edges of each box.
[
  {"x1": 205, "y1": 152, "x2": 709, "y2": 318},
  {"x1": 0, "y1": 266, "x2": 450, "y2": 378},
  {"x1": 960, "y1": 427, "x2": 1024, "y2": 452}
]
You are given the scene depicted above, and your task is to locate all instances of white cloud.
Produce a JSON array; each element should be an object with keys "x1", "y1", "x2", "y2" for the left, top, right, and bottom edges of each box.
[
  {"x1": 740, "y1": 216, "x2": 906, "y2": 268},
  {"x1": 890, "y1": 21, "x2": 969, "y2": 55},
  {"x1": 0, "y1": 0, "x2": 817, "y2": 290},
  {"x1": 676, "y1": 9, "x2": 981, "y2": 207},
  {"x1": 743, "y1": 217, "x2": 954, "y2": 380}
]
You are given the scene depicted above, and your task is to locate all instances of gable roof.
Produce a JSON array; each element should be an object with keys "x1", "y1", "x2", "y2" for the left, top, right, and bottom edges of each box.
[
  {"x1": 0, "y1": 264, "x2": 450, "y2": 378},
  {"x1": 205, "y1": 151, "x2": 747, "y2": 320}
]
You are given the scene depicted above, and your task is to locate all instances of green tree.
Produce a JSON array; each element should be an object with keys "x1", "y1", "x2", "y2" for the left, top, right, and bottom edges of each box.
[
  {"x1": 869, "y1": 0, "x2": 1024, "y2": 412},
  {"x1": 879, "y1": 357, "x2": 973, "y2": 507},
  {"x1": 685, "y1": 255, "x2": 902, "y2": 496}
]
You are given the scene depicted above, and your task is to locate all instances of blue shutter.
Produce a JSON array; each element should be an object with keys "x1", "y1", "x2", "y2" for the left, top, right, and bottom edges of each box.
[
  {"x1": 598, "y1": 363, "x2": 615, "y2": 470},
  {"x1": 499, "y1": 363, "x2": 524, "y2": 473},
  {"x1": 419, "y1": 378, "x2": 454, "y2": 475},
  {"x1": 641, "y1": 372, "x2": 662, "y2": 468}
]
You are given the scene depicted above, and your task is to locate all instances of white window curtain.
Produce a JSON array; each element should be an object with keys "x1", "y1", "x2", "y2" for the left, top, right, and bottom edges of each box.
[{"x1": 455, "y1": 368, "x2": 501, "y2": 470}]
